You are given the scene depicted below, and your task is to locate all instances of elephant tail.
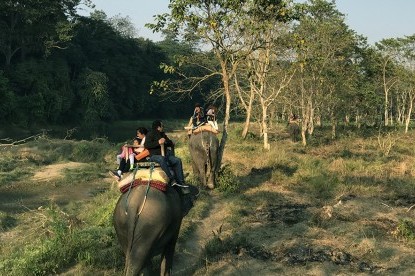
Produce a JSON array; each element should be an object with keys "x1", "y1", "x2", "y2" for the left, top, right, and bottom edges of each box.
[{"x1": 125, "y1": 192, "x2": 143, "y2": 265}]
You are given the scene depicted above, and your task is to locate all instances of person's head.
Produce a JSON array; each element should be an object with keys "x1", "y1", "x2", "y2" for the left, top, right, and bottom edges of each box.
[
  {"x1": 136, "y1": 127, "x2": 148, "y2": 138},
  {"x1": 133, "y1": 138, "x2": 140, "y2": 146},
  {"x1": 207, "y1": 105, "x2": 216, "y2": 114},
  {"x1": 194, "y1": 103, "x2": 202, "y2": 113},
  {"x1": 152, "y1": 120, "x2": 164, "y2": 132}
]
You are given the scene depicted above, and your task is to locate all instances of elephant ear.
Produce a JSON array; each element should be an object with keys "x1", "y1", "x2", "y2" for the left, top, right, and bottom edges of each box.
[{"x1": 180, "y1": 184, "x2": 200, "y2": 217}]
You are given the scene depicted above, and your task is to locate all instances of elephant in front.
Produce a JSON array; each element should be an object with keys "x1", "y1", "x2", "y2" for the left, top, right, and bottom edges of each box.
[
  {"x1": 113, "y1": 184, "x2": 182, "y2": 275},
  {"x1": 188, "y1": 131, "x2": 219, "y2": 189}
]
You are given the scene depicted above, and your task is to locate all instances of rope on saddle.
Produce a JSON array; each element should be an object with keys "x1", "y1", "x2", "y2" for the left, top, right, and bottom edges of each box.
[
  {"x1": 137, "y1": 162, "x2": 154, "y2": 216},
  {"x1": 124, "y1": 165, "x2": 139, "y2": 215},
  {"x1": 124, "y1": 163, "x2": 155, "y2": 216},
  {"x1": 201, "y1": 130, "x2": 212, "y2": 170}
]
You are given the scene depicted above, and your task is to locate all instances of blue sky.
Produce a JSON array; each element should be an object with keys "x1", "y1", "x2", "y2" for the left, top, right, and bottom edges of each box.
[{"x1": 80, "y1": 0, "x2": 415, "y2": 45}]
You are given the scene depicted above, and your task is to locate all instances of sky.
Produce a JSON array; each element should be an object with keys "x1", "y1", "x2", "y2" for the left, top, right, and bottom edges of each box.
[{"x1": 79, "y1": 0, "x2": 415, "y2": 45}]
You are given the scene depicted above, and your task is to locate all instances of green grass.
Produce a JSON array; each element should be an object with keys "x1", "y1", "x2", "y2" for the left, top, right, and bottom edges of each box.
[{"x1": 3, "y1": 121, "x2": 415, "y2": 275}]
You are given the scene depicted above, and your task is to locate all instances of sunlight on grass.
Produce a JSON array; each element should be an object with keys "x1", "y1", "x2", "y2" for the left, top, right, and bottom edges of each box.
[{"x1": 4, "y1": 122, "x2": 415, "y2": 275}]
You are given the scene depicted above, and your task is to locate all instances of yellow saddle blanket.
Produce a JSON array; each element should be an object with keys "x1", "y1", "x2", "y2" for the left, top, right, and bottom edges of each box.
[
  {"x1": 117, "y1": 167, "x2": 169, "y2": 191},
  {"x1": 188, "y1": 124, "x2": 219, "y2": 135}
]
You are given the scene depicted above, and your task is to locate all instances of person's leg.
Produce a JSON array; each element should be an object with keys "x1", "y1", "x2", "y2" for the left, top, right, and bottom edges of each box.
[
  {"x1": 119, "y1": 159, "x2": 130, "y2": 174},
  {"x1": 167, "y1": 156, "x2": 187, "y2": 186},
  {"x1": 150, "y1": 155, "x2": 173, "y2": 180},
  {"x1": 129, "y1": 153, "x2": 135, "y2": 170},
  {"x1": 110, "y1": 158, "x2": 127, "y2": 181},
  {"x1": 116, "y1": 154, "x2": 122, "y2": 165}
]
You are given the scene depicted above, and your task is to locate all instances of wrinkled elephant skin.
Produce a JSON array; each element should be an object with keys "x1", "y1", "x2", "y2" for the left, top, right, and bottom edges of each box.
[
  {"x1": 189, "y1": 131, "x2": 219, "y2": 189},
  {"x1": 113, "y1": 186, "x2": 182, "y2": 275}
]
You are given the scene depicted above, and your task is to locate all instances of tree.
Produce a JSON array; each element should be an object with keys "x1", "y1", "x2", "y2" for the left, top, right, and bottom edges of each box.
[
  {"x1": 293, "y1": 0, "x2": 357, "y2": 144},
  {"x1": 148, "y1": 0, "x2": 292, "y2": 165},
  {"x1": 0, "y1": 0, "x2": 89, "y2": 66},
  {"x1": 376, "y1": 39, "x2": 401, "y2": 126}
]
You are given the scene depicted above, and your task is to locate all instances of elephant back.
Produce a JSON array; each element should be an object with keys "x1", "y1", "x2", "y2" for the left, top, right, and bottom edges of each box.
[
  {"x1": 189, "y1": 130, "x2": 219, "y2": 189},
  {"x1": 191, "y1": 124, "x2": 219, "y2": 135},
  {"x1": 113, "y1": 183, "x2": 182, "y2": 259},
  {"x1": 117, "y1": 167, "x2": 169, "y2": 193}
]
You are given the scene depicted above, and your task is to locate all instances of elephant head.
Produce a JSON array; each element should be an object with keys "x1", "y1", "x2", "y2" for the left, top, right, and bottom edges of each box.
[
  {"x1": 188, "y1": 131, "x2": 219, "y2": 189},
  {"x1": 113, "y1": 182, "x2": 183, "y2": 275}
]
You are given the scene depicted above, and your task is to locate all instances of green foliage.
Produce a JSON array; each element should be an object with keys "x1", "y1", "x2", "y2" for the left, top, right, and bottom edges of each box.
[
  {"x1": 395, "y1": 219, "x2": 415, "y2": 241},
  {"x1": 216, "y1": 164, "x2": 240, "y2": 194},
  {"x1": 0, "y1": 211, "x2": 17, "y2": 230},
  {"x1": 0, "y1": 199, "x2": 122, "y2": 275},
  {"x1": 71, "y1": 139, "x2": 110, "y2": 163},
  {"x1": 0, "y1": 71, "x2": 15, "y2": 120}
]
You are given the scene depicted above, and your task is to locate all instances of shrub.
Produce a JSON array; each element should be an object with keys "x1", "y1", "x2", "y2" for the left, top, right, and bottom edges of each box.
[
  {"x1": 0, "y1": 211, "x2": 17, "y2": 230},
  {"x1": 394, "y1": 219, "x2": 415, "y2": 241},
  {"x1": 216, "y1": 164, "x2": 240, "y2": 194},
  {"x1": 71, "y1": 139, "x2": 110, "y2": 163}
]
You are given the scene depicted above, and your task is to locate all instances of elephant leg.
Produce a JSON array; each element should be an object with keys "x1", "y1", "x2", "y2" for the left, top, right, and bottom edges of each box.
[
  {"x1": 207, "y1": 169, "x2": 215, "y2": 189},
  {"x1": 160, "y1": 238, "x2": 178, "y2": 276},
  {"x1": 206, "y1": 149, "x2": 217, "y2": 189},
  {"x1": 191, "y1": 151, "x2": 205, "y2": 186},
  {"x1": 125, "y1": 241, "x2": 152, "y2": 276}
]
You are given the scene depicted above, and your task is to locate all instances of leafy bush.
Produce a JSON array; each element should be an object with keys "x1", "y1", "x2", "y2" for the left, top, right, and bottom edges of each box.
[
  {"x1": 71, "y1": 139, "x2": 110, "y2": 163},
  {"x1": 216, "y1": 164, "x2": 240, "y2": 194},
  {"x1": 394, "y1": 219, "x2": 415, "y2": 241},
  {"x1": 0, "y1": 211, "x2": 17, "y2": 230},
  {"x1": 0, "y1": 202, "x2": 122, "y2": 275}
]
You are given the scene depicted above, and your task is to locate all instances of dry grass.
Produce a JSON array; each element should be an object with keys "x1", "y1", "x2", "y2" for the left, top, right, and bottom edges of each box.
[{"x1": 2, "y1": 122, "x2": 415, "y2": 275}]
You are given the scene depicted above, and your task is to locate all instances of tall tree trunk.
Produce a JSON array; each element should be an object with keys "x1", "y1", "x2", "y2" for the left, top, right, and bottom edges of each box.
[
  {"x1": 217, "y1": 64, "x2": 231, "y2": 171},
  {"x1": 331, "y1": 112, "x2": 336, "y2": 139},
  {"x1": 241, "y1": 87, "x2": 255, "y2": 139},
  {"x1": 405, "y1": 90, "x2": 415, "y2": 133},
  {"x1": 307, "y1": 101, "x2": 314, "y2": 135},
  {"x1": 261, "y1": 99, "x2": 270, "y2": 150},
  {"x1": 234, "y1": 75, "x2": 255, "y2": 139},
  {"x1": 300, "y1": 79, "x2": 309, "y2": 146}
]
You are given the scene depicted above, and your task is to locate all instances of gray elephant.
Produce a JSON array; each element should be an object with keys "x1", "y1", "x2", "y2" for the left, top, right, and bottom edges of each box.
[
  {"x1": 113, "y1": 185, "x2": 183, "y2": 275},
  {"x1": 188, "y1": 131, "x2": 219, "y2": 189}
]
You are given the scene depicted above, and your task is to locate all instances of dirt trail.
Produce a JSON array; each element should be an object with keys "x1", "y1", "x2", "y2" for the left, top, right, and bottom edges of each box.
[
  {"x1": 173, "y1": 192, "x2": 230, "y2": 275},
  {"x1": 32, "y1": 162, "x2": 83, "y2": 181}
]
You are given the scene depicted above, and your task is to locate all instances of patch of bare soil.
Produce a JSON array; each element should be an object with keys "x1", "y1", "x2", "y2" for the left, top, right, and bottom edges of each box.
[
  {"x1": 32, "y1": 161, "x2": 83, "y2": 181},
  {"x1": 1, "y1": 162, "x2": 112, "y2": 214},
  {"x1": 171, "y1": 181, "x2": 415, "y2": 276},
  {"x1": 173, "y1": 191, "x2": 231, "y2": 275}
]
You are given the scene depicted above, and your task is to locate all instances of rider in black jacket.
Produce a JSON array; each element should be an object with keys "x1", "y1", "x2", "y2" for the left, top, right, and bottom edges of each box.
[{"x1": 145, "y1": 120, "x2": 187, "y2": 188}]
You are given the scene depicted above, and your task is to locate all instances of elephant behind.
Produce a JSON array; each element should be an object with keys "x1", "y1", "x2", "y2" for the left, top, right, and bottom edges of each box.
[
  {"x1": 188, "y1": 131, "x2": 219, "y2": 189},
  {"x1": 288, "y1": 122, "x2": 300, "y2": 142},
  {"x1": 113, "y1": 183, "x2": 183, "y2": 275}
]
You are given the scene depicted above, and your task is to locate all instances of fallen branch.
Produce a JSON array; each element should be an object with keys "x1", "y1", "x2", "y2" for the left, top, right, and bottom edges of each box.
[
  {"x1": 0, "y1": 133, "x2": 43, "y2": 146},
  {"x1": 381, "y1": 202, "x2": 393, "y2": 209},
  {"x1": 407, "y1": 204, "x2": 415, "y2": 212}
]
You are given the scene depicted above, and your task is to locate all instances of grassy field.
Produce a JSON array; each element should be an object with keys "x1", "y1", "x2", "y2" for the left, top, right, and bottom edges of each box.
[{"x1": 1, "y1": 121, "x2": 415, "y2": 275}]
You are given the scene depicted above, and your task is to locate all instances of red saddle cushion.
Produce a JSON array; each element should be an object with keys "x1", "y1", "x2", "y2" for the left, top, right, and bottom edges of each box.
[{"x1": 119, "y1": 179, "x2": 167, "y2": 193}]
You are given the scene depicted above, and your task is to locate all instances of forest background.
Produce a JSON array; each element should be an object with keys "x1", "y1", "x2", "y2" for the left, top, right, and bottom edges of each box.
[
  {"x1": 1, "y1": 1, "x2": 415, "y2": 275},
  {"x1": 0, "y1": 0, "x2": 414, "y2": 144}
]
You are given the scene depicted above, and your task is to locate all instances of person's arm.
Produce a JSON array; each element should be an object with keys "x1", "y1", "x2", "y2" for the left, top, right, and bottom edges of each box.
[
  {"x1": 161, "y1": 132, "x2": 174, "y2": 147},
  {"x1": 144, "y1": 132, "x2": 160, "y2": 150},
  {"x1": 139, "y1": 137, "x2": 146, "y2": 148}
]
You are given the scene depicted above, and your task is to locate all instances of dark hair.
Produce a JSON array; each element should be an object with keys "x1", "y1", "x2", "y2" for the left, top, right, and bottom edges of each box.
[
  {"x1": 195, "y1": 103, "x2": 202, "y2": 108},
  {"x1": 152, "y1": 120, "x2": 162, "y2": 129},
  {"x1": 136, "y1": 127, "x2": 148, "y2": 135}
]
